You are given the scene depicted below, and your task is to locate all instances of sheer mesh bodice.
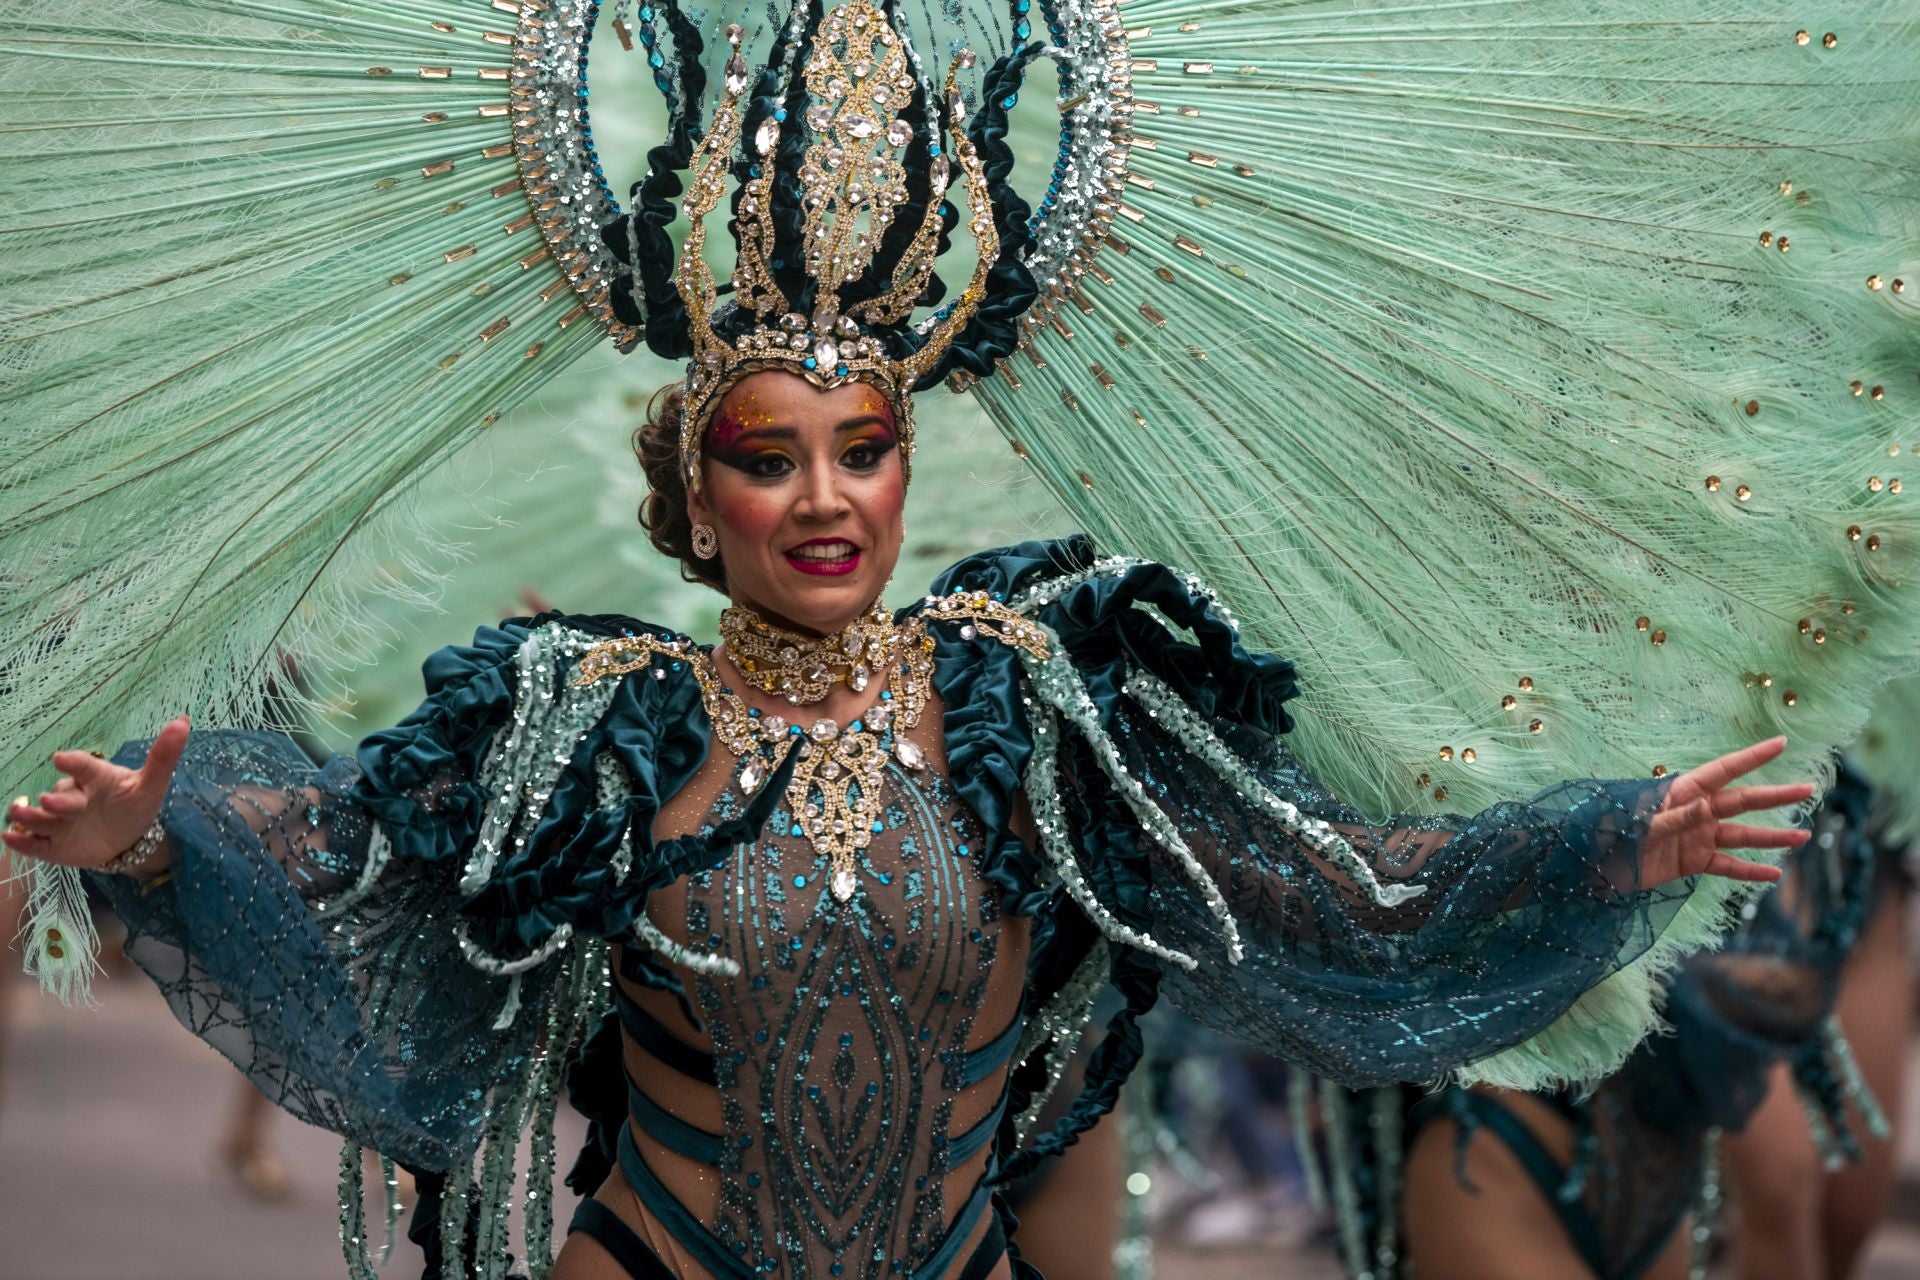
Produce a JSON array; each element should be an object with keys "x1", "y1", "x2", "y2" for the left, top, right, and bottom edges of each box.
[
  {"x1": 88, "y1": 558, "x2": 1721, "y2": 1280},
  {"x1": 586, "y1": 704, "x2": 1028, "y2": 1280}
]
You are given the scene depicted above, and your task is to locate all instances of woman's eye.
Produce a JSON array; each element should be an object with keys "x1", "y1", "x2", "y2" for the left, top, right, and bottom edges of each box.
[
  {"x1": 746, "y1": 453, "x2": 794, "y2": 478},
  {"x1": 842, "y1": 441, "x2": 889, "y2": 470}
]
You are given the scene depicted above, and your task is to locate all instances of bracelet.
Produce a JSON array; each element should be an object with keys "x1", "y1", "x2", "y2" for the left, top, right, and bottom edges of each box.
[{"x1": 104, "y1": 818, "x2": 167, "y2": 877}]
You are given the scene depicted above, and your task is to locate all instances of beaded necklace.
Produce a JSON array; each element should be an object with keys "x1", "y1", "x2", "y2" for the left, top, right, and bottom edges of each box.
[
  {"x1": 716, "y1": 598, "x2": 896, "y2": 705},
  {"x1": 701, "y1": 617, "x2": 936, "y2": 902},
  {"x1": 572, "y1": 592, "x2": 1052, "y2": 903}
]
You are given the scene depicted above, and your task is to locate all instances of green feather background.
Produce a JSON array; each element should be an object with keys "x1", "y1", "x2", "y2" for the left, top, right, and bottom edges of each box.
[{"x1": 5, "y1": 0, "x2": 1920, "y2": 1027}]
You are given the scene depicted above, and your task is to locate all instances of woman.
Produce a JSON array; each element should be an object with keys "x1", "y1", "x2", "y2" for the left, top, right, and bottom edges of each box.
[
  {"x1": 1311, "y1": 765, "x2": 1888, "y2": 1280},
  {"x1": 6, "y1": 355, "x2": 1804, "y2": 1280},
  {"x1": 12, "y1": 2, "x2": 1908, "y2": 1277}
]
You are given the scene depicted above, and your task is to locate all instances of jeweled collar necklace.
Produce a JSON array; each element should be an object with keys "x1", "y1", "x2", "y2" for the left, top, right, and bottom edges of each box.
[{"x1": 717, "y1": 598, "x2": 898, "y2": 705}]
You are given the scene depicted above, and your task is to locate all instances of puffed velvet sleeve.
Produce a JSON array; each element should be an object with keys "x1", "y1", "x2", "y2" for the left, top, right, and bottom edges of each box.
[
  {"x1": 931, "y1": 539, "x2": 1751, "y2": 1093},
  {"x1": 93, "y1": 621, "x2": 571, "y2": 1170}
]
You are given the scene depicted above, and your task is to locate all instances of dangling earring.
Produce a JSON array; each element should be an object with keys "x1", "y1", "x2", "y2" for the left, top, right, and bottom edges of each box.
[{"x1": 690, "y1": 523, "x2": 718, "y2": 560}]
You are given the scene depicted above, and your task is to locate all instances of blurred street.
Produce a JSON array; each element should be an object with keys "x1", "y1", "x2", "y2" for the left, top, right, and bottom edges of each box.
[{"x1": 2, "y1": 966, "x2": 1917, "y2": 1280}]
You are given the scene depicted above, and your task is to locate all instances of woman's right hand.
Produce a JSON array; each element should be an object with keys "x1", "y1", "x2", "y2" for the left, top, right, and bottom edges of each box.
[{"x1": 3, "y1": 717, "x2": 190, "y2": 871}]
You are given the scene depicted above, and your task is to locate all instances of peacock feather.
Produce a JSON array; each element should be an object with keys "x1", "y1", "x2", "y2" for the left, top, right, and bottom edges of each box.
[{"x1": 5, "y1": 0, "x2": 1920, "y2": 1010}]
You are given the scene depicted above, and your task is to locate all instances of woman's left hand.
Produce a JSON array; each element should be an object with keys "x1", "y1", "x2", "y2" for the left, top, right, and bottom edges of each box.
[{"x1": 1642, "y1": 736, "x2": 1806, "y2": 888}]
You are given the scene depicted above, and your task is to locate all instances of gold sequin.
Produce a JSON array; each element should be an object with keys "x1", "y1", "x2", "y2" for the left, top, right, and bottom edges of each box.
[
  {"x1": 1822, "y1": 32, "x2": 1837, "y2": 49},
  {"x1": 1868, "y1": 275, "x2": 1884, "y2": 291},
  {"x1": 1635, "y1": 616, "x2": 1650, "y2": 632},
  {"x1": 1867, "y1": 534, "x2": 1883, "y2": 551},
  {"x1": 1744, "y1": 399, "x2": 1760, "y2": 417},
  {"x1": 1814, "y1": 629, "x2": 1827, "y2": 645},
  {"x1": 1852, "y1": 380, "x2": 1866, "y2": 396},
  {"x1": 1847, "y1": 524, "x2": 1863, "y2": 540},
  {"x1": 1795, "y1": 30, "x2": 1810, "y2": 45},
  {"x1": 1776, "y1": 235, "x2": 1790, "y2": 252},
  {"x1": 1869, "y1": 476, "x2": 1884, "y2": 492},
  {"x1": 1461, "y1": 748, "x2": 1477, "y2": 764},
  {"x1": 1704, "y1": 475, "x2": 1722, "y2": 492},
  {"x1": 1432, "y1": 787, "x2": 1448, "y2": 802},
  {"x1": 1517, "y1": 677, "x2": 1534, "y2": 691},
  {"x1": 1735, "y1": 485, "x2": 1752, "y2": 501},
  {"x1": 1758, "y1": 231, "x2": 1773, "y2": 247},
  {"x1": 1650, "y1": 629, "x2": 1667, "y2": 645},
  {"x1": 1798, "y1": 618, "x2": 1812, "y2": 634},
  {"x1": 1528, "y1": 718, "x2": 1544, "y2": 734},
  {"x1": 1872, "y1": 385, "x2": 1886, "y2": 401},
  {"x1": 1651, "y1": 764, "x2": 1669, "y2": 778},
  {"x1": 1892, "y1": 479, "x2": 1904, "y2": 494},
  {"x1": 1438, "y1": 746, "x2": 1454, "y2": 762},
  {"x1": 1501, "y1": 694, "x2": 1517, "y2": 711},
  {"x1": 1784, "y1": 690, "x2": 1799, "y2": 707}
]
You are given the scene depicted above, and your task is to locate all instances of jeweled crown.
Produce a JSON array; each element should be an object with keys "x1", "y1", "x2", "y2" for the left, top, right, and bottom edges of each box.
[{"x1": 670, "y1": 4, "x2": 999, "y2": 488}]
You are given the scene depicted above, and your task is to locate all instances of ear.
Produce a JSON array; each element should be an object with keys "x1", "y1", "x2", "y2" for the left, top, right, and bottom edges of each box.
[{"x1": 687, "y1": 473, "x2": 715, "y2": 529}]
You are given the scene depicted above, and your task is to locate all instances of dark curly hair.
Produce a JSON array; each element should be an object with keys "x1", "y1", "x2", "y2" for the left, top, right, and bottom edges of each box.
[{"x1": 634, "y1": 382, "x2": 727, "y2": 592}]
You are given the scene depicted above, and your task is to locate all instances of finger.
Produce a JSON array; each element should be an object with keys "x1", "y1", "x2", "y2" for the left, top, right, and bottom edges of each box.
[
  {"x1": 1682, "y1": 736, "x2": 1787, "y2": 793},
  {"x1": 6, "y1": 801, "x2": 64, "y2": 833},
  {"x1": 2, "y1": 829, "x2": 51, "y2": 855},
  {"x1": 39, "y1": 789, "x2": 87, "y2": 817},
  {"x1": 1710, "y1": 783, "x2": 1816, "y2": 818},
  {"x1": 1698, "y1": 851, "x2": 1785, "y2": 883},
  {"x1": 51, "y1": 775, "x2": 80, "y2": 794},
  {"x1": 135, "y1": 717, "x2": 192, "y2": 795},
  {"x1": 51, "y1": 749, "x2": 120, "y2": 787},
  {"x1": 1712, "y1": 823, "x2": 1812, "y2": 850}
]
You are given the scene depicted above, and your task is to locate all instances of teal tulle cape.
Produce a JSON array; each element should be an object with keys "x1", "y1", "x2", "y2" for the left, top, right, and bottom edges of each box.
[{"x1": 96, "y1": 540, "x2": 1707, "y2": 1243}]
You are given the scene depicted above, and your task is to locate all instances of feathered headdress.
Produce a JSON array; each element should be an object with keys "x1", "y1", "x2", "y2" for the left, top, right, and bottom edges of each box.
[{"x1": 569, "y1": 0, "x2": 1039, "y2": 488}]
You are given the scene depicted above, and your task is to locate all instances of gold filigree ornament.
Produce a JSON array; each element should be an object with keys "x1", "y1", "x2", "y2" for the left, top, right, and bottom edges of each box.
[
  {"x1": 718, "y1": 598, "x2": 899, "y2": 704},
  {"x1": 573, "y1": 593, "x2": 1051, "y2": 903},
  {"x1": 674, "y1": 5, "x2": 1001, "y2": 491}
]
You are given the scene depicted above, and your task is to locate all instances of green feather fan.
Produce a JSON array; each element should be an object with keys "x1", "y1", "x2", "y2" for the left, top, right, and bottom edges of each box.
[
  {"x1": 0, "y1": 0, "x2": 613, "y2": 992},
  {"x1": 969, "y1": 3, "x2": 1920, "y2": 819},
  {"x1": 5, "y1": 0, "x2": 1920, "y2": 1054}
]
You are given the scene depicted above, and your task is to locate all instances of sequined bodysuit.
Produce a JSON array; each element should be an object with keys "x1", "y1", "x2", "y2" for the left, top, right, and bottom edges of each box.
[
  {"x1": 570, "y1": 703, "x2": 1028, "y2": 1280},
  {"x1": 93, "y1": 541, "x2": 1711, "y2": 1280}
]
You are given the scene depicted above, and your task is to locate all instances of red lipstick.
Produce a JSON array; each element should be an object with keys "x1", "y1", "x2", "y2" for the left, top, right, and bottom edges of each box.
[{"x1": 784, "y1": 537, "x2": 861, "y2": 577}]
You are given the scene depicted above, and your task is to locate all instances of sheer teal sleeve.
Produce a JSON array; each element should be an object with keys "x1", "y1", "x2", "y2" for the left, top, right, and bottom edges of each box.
[
  {"x1": 927, "y1": 537, "x2": 1755, "y2": 1093},
  {"x1": 92, "y1": 622, "x2": 557, "y2": 1171}
]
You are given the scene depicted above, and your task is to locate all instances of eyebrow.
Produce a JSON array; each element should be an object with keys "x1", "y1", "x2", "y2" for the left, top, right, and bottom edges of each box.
[{"x1": 722, "y1": 415, "x2": 895, "y2": 442}]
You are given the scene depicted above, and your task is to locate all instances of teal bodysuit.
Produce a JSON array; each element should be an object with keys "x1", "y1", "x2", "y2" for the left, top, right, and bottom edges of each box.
[{"x1": 96, "y1": 538, "x2": 1703, "y2": 1280}]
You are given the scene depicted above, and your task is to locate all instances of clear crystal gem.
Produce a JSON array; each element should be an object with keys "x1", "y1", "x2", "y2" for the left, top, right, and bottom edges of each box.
[
  {"x1": 754, "y1": 116, "x2": 779, "y2": 155},
  {"x1": 832, "y1": 867, "x2": 857, "y2": 901},
  {"x1": 822, "y1": 761, "x2": 843, "y2": 780},
  {"x1": 842, "y1": 629, "x2": 863, "y2": 655},
  {"x1": 847, "y1": 115, "x2": 878, "y2": 139},
  {"x1": 739, "y1": 763, "x2": 763, "y2": 793},
  {"x1": 851, "y1": 664, "x2": 870, "y2": 692},
  {"x1": 850, "y1": 61, "x2": 871, "y2": 79},
  {"x1": 810, "y1": 719, "x2": 839, "y2": 742},
  {"x1": 724, "y1": 54, "x2": 748, "y2": 94},
  {"x1": 929, "y1": 155, "x2": 950, "y2": 188},
  {"x1": 813, "y1": 336, "x2": 840, "y2": 368},
  {"x1": 779, "y1": 646, "x2": 800, "y2": 663},
  {"x1": 894, "y1": 738, "x2": 926, "y2": 770},
  {"x1": 887, "y1": 120, "x2": 911, "y2": 147},
  {"x1": 867, "y1": 704, "x2": 891, "y2": 728},
  {"x1": 764, "y1": 715, "x2": 788, "y2": 737},
  {"x1": 806, "y1": 103, "x2": 833, "y2": 131},
  {"x1": 806, "y1": 665, "x2": 829, "y2": 685},
  {"x1": 947, "y1": 90, "x2": 966, "y2": 124}
]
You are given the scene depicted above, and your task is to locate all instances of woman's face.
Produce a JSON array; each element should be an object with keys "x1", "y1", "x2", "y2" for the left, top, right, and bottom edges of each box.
[{"x1": 688, "y1": 370, "x2": 906, "y2": 635}]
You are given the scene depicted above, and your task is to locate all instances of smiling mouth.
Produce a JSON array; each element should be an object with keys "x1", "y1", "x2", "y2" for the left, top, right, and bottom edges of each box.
[{"x1": 785, "y1": 540, "x2": 861, "y2": 575}]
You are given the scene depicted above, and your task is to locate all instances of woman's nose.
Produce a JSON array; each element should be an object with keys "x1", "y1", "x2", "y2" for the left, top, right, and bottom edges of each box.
[{"x1": 794, "y1": 462, "x2": 850, "y2": 519}]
